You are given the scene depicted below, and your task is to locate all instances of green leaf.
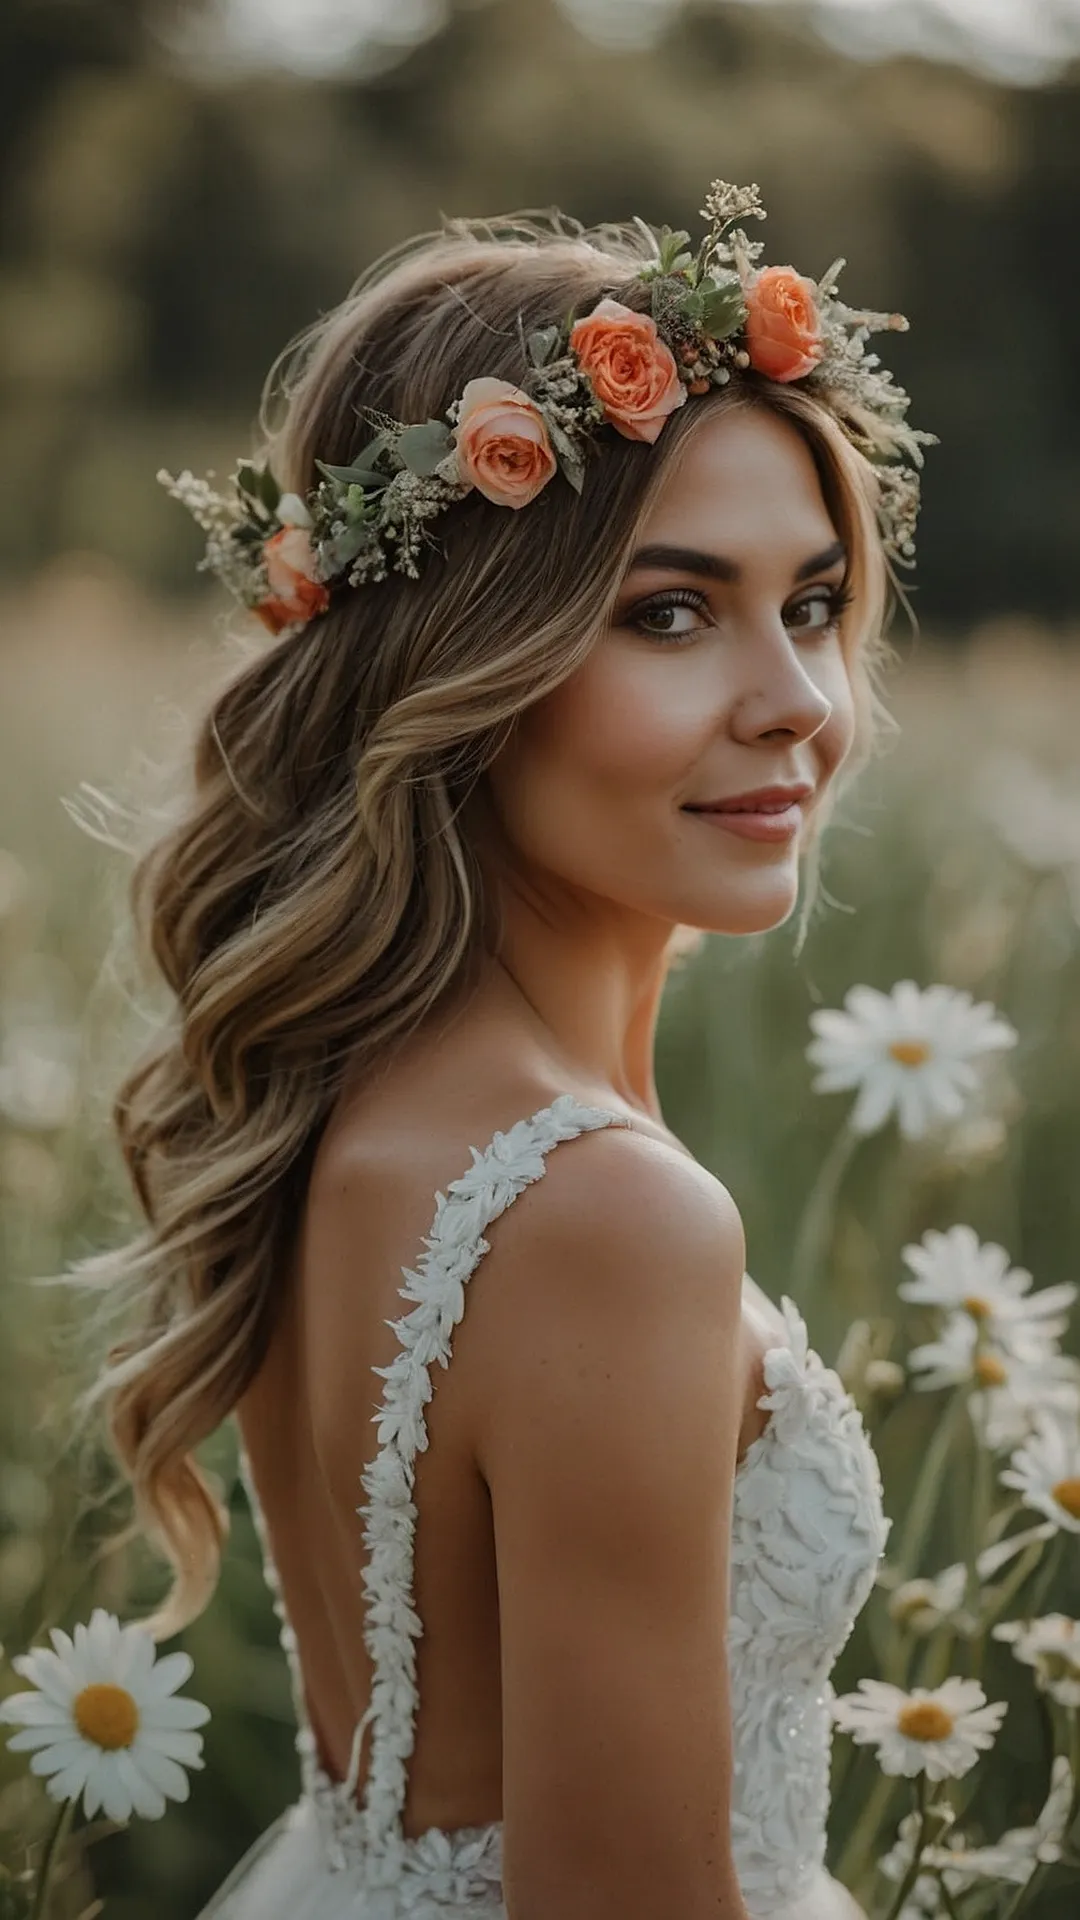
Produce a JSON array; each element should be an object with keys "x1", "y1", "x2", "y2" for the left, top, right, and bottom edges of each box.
[
  {"x1": 315, "y1": 458, "x2": 387, "y2": 490},
  {"x1": 656, "y1": 225, "x2": 694, "y2": 276},
  {"x1": 679, "y1": 272, "x2": 746, "y2": 341},
  {"x1": 527, "y1": 324, "x2": 562, "y2": 368},
  {"x1": 235, "y1": 462, "x2": 261, "y2": 501},
  {"x1": 257, "y1": 465, "x2": 281, "y2": 512},
  {"x1": 318, "y1": 522, "x2": 380, "y2": 574},
  {"x1": 396, "y1": 419, "x2": 454, "y2": 477},
  {"x1": 546, "y1": 416, "x2": 585, "y2": 495}
]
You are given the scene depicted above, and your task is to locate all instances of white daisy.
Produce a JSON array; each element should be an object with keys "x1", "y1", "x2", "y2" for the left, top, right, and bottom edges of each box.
[
  {"x1": 881, "y1": 1756, "x2": 1073, "y2": 1891},
  {"x1": 993, "y1": 1615, "x2": 1080, "y2": 1708},
  {"x1": 1000, "y1": 1412, "x2": 1080, "y2": 1534},
  {"x1": 906, "y1": 1315, "x2": 1080, "y2": 1449},
  {"x1": 829, "y1": 1676, "x2": 1007, "y2": 1781},
  {"x1": 0, "y1": 1608, "x2": 209, "y2": 1820},
  {"x1": 806, "y1": 980, "x2": 1017, "y2": 1141},
  {"x1": 884, "y1": 1562, "x2": 968, "y2": 1636},
  {"x1": 898, "y1": 1224, "x2": 1077, "y2": 1361}
]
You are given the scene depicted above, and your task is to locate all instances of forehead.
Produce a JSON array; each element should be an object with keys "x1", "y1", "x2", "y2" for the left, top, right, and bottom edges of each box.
[{"x1": 639, "y1": 404, "x2": 837, "y2": 552}]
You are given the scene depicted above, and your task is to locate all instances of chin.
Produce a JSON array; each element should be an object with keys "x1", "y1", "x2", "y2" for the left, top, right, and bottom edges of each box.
[{"x1": 690, "y1": 877, "x2": 800, "y2": 938}]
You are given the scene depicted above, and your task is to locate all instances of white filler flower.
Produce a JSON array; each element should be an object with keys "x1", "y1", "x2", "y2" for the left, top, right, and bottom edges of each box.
[
  {"x1": 993, "y1": 1615, "x2": 1080, "y2": 1708},
  {"x1": 0, "y1": 1608, "x2": 209, "y2": 1820},
  {"x1": 806, "y1": 980, "x2": 1017, "y2": 1140},
  {"x1": 899, "y1": 1224, "x2": 1076, "y2": 1360},
  {"x1": 1001, "y1": 1412, "x2": 1080, "y2": 1535},
  {"x1": 829, "y1": 1676, "x2": 1007, "y2": 1780}
]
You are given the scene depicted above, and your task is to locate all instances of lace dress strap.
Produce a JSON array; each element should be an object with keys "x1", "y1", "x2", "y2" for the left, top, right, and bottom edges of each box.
[{"x1": 352, "y1": 1092, "x2": 631, "y2": 1859}]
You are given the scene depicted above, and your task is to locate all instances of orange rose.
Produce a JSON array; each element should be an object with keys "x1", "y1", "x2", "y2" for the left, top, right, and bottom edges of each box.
[
  {"x1": 256, "y1": 526, "x2": 330, "y2": 633},
  {"x1": 454, "y1": 378, "x2": 557, "y2": 508},
  {"x1": 743, "y1": 266, "x2": 824, "y2": 383},
  {"x1": 570, "y1": 299, "x2": 686, "y2": 444}
]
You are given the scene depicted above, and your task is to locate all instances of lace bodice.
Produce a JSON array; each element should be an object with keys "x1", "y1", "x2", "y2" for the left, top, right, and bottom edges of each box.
[{"x1": 238, "y1": 1094, "x2": 890, "y2": 1919}]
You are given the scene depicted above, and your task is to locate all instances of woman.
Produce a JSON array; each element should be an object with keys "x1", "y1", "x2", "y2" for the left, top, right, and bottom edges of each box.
[{"x1": 87, "y1": 186, "x2": 931, "y2": 1917}]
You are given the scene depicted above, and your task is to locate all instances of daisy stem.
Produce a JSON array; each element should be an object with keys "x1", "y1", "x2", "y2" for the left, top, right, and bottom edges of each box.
[
  {"x1": 963, "y1": 1391, "x2": 994, "y2": 1674},
  {"x1": 893, "y1": 1391, "x2": 967, "y2": 1580},
  {"x1": 791, "y1": 1119, "x2": 861, "y2": 1324},
  {"x1": 935, "y1": 1872, "x2": 965, "y2": 1920},
  {"x1": 881, "y1": 1774, "x2": 932, "y2": 1920},
  {"x1": 975, "y1": 1537, "x2": 1051, "y2": 1641},
  {"x1": 31, "y1": 1796, "x2": 75, "y2": 1920}
]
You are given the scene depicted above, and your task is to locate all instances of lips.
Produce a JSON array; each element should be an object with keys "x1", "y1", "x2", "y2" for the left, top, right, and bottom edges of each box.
[{"x1": 685, "y1": 784, "x2": 813, "y2": 814}]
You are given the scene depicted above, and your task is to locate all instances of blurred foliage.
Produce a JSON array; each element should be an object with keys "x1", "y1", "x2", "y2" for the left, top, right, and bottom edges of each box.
[
  {"x1": 0, "y1": 568, "x2": 1078, "y2": 1909},
  {"x1": 0, "y1": 0, "x2": 1079, "y2": 625}
]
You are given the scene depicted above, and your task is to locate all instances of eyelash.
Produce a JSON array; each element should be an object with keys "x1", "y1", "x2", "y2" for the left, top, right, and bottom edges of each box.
[{"x1": 625, "y1": 583, "x2": 856, "y2": 646}]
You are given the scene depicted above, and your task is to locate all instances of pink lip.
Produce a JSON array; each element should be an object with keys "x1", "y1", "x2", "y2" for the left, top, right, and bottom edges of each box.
[
  {"x1": 687, "y1": 784, "x2": 814, "y2": 811},
  {"x1": 687, "y1": 803, "x2": 804, "y2": 843}
]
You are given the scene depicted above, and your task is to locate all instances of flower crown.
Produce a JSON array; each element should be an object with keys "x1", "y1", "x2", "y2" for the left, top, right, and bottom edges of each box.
[{"x1": 159, "y1": 182, "x2": 936, "y2": 637}]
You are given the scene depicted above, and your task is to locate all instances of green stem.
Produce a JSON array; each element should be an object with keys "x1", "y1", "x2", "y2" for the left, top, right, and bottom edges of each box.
[
  {"x1": 882, "y1": 1775, "x2": 932, "y2": 1920},
  {"x1": 31, "y1": 1797, "x2": 75, "y2": 1920},
  {"x1": 791, "y1": 1120, "x2": 862, "y2": 1324},
  {"x1": 893, "y1": 1391, "x2": 968, "y2": 1580},
  {"x1": 834, "y1": 1767, "x2": 900, "y2": 1891},
  {"x1": 964, "y1": 1390, "x2": 994, "y2": 1678},
  {"x1": 936, "y1": 1872, "x2": 966, "y2": 1920},
  {"x1": 975, "y1": 1537, "x2": 1050, "y2": 1641}
]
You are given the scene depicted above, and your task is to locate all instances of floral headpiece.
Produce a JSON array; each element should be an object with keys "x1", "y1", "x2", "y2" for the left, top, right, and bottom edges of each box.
[{"x1": 159, "y1": 182, "x2": 936, "y2": 637}]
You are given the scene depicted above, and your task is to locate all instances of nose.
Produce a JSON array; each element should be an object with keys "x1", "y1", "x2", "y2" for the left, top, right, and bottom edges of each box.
[{"x1": 728, "y1": 628, "x2": 834, "y2": 745}]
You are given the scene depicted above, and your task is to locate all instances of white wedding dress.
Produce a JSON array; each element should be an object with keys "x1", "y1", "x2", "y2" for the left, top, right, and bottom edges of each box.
[{"x1": 197, "y1": 1094, "x2": 890, "y2": 1920}]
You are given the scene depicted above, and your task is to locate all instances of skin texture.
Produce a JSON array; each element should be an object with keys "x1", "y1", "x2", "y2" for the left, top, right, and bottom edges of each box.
[{"x1": 237, "y1": 407, "x2": 862, "y2": 1918}]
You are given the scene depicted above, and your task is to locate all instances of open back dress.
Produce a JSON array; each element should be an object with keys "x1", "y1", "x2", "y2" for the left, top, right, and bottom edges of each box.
[{"x1": 197, "y1": 1093, "x2": 890, "y2": 1920}]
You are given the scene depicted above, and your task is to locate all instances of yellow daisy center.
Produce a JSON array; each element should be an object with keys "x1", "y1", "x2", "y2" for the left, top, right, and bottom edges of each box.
[
  {"x1": 72, "y1": 1682, "x2": 139, "y2": 1751},
  {"x1": 962, "y1": 1295, "x2": 992, "y2": 1322},
  {"x1": 897, "y1": 1700, "x2": 956, "y2": 1742},
  {"x1": 974, "y1": 1354, "x2": 1008, "y2": 1387},
  {"x1": 888, "y1": 1040, "x2": 931, "y2": 1068},
  {"x1": 1051, "y1": 1477, "x2": 1080, "y2": 1520}
]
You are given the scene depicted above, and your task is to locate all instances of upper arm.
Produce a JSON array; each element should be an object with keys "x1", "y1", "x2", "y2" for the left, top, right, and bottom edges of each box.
[{"x1": 474, "y1": 1129, "x2": 750, "y2": 1920}]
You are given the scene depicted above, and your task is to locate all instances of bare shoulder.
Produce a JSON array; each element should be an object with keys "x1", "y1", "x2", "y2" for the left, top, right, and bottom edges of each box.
[{"x1": 470, "y1": 1120, "x2": 747, "y2": 1404}]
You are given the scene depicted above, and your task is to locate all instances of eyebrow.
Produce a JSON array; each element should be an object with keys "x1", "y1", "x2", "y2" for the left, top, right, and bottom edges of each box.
[{"x1": 625, "y1": 538, "x2": 848, "y2": 584}]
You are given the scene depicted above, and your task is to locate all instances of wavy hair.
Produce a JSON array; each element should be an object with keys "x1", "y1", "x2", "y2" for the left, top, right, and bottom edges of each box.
[{"x1": 69, "y1": 212, "x2": 904, "y2": 1637}]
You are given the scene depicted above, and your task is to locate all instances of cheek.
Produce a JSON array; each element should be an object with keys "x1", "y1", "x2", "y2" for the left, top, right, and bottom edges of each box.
[{"x1": 516, "y1": 647, "x2": 709, "y2": 797}]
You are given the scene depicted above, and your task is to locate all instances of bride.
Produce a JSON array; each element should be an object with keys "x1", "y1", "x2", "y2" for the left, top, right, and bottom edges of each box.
[{"x1": 93, "y1": 185, "x2": 930, "y2": 1917}]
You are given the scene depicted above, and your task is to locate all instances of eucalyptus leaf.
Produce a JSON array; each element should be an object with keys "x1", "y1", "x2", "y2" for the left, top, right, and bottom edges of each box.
[
  {"x1": 315, "y1": 458, "x2": 388, "y2": 490},
  {"x1": 546, "y1": 416, "x2": 585, "y2": 495},
  {"x1": 527, "y1": 325, "x2": 562, "y2": 369},
  {"x1": 257, "y1": 465, "x2": 281, "y2": 512},
  {"x1": 397, "y1": 419, "x2": 454, "y2": 478}
]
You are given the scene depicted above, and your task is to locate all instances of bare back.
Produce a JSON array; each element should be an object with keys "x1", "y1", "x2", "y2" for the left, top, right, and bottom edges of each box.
[{"x1": 237, "y1": 985, "x2": 787, "y2": 1843}]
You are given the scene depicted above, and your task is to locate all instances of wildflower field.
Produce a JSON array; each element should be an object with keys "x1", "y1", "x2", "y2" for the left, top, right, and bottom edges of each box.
[{"x1": 1, "y1": 563, "x2": 1079, "y2": 1916}]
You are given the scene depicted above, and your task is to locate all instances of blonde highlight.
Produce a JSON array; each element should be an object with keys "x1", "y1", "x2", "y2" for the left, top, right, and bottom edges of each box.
[{"x1": 65, "y1": 214, "x2": 902, "y2": 1636}]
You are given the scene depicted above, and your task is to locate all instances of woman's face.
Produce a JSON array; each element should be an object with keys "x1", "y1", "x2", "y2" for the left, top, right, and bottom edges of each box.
[{"x1": 485, "y1": 403, "x2": 859, "y2": 940}]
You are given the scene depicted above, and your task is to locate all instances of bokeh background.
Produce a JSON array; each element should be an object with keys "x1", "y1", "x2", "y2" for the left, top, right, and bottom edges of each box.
[{"x1": 2, "y1": 0, "x2": 1079, "y2": 1912}]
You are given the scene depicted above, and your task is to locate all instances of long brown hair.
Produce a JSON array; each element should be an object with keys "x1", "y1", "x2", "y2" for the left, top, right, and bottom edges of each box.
[{"x1": 69, "y1": 213, "x2": 902, "y2": 1637}]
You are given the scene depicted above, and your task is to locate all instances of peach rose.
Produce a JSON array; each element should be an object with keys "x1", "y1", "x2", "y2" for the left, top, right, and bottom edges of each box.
[
  {"x1": 454, "y1": 378, "x2": 557, "y2": 508},
  {"x1": 569, "y1": 299, "x2": 686, "y2": 444},
  {"x1": 255, "y1": 525, "x2": 330, "y2": 633},
  {"x1": 742, "y1": 266, "x2": 824, "y2": 383}
]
